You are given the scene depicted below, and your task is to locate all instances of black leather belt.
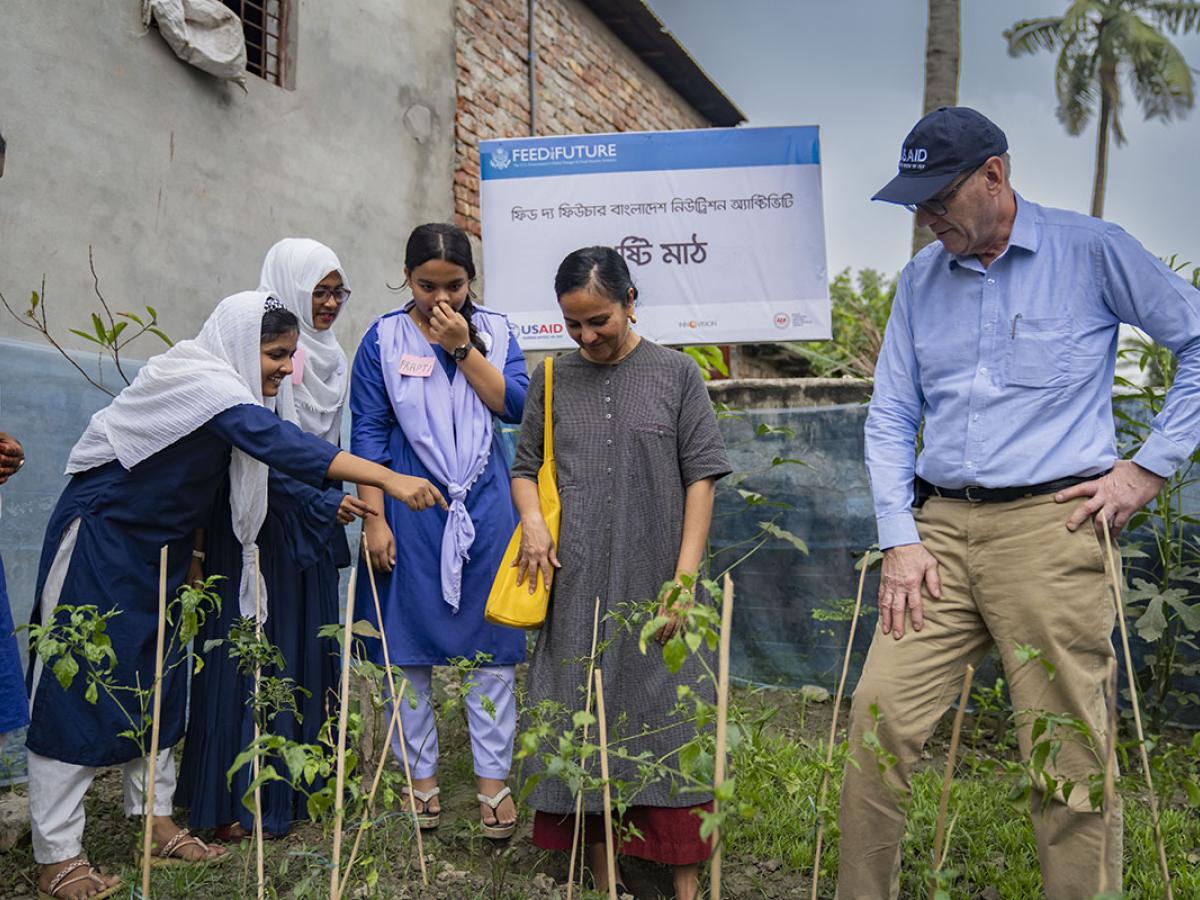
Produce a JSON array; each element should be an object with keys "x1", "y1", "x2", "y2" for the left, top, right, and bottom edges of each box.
[{"x1": 915, "y1": 472, "x2": 1105, "y2": 505}]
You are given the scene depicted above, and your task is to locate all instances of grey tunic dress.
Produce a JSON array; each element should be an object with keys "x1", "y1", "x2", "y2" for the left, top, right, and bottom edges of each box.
[{"x1": 513, "y1": 339, "x2": 731, "y2": 813}]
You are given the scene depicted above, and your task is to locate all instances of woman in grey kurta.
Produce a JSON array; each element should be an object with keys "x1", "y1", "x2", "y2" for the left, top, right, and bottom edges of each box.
[{"x1": 511, "y1": 247, "x2": 730, "y2": 900}]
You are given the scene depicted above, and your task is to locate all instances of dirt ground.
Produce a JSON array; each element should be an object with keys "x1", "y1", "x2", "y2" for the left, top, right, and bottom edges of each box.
[{"x1": 0, "y1": 671, "x2": 1004, "y2": 900}]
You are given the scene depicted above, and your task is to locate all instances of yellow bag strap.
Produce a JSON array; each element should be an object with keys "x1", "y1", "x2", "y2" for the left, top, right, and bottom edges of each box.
[{"x1": 543, "y1": 356, "x2": 554, "y2": 466}]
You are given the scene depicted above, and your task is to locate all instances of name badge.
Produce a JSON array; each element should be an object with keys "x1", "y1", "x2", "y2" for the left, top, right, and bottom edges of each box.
[
  {"x1": 399, "y1": 354, "x2": 436, "y2": 377},
  {"x1": 291, "y1": 347, "x2": 306, "y2": 384}
]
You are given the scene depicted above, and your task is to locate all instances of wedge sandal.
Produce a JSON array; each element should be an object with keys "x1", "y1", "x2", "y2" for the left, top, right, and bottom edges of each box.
[
  {"x1": 477, "y1": 785, "x2": 517, "y2": 840},
  {"x1": 401, "y1": 785, "x2": 441, "y2": 830}
]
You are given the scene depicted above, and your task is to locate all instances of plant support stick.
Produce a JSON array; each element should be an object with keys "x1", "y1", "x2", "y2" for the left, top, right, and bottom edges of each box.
[
  {"x1": 363, "y1": 535, "x2": 428, "y2": 886},
  {"x1": 710, "y1": 574, "x2": 734, "y2": 900},
  {"x1": 594, "y1": 668, "x2": 617, "y2": 900},
  {"x1": 567, "y1": 596, "x2": 602, "y2": 900},
  {"x1": 1101, "y1": 517, "x2": 1173, "y2": 899},
  {"x1": 339, "y1": 683, "x2": 406, "y2": 897},
  {"x1": 140, "y1": 545, "x2": 169, "y2": 899},
  {"x1": 929, "y1": 663, "x2": 975, "y2": 899},
  {"x1": 811, "y1": 550, "x2": 870, "y2": 900},
  {"x1": 329, "y1": 547, "x2": 359, "y2": 900},
  {"x1": 253, "y1": 549, "x2": 265, "y2": 900}
]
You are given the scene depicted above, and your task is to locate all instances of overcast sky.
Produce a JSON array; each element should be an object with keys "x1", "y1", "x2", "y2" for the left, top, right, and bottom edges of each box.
[{"x1": 646, "y1": 0, "x2": 1200, "y2": 280}]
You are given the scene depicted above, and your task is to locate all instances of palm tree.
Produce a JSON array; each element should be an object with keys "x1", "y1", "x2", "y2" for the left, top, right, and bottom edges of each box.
[
  {"x1": 1005, "y1": 1, "x2": 1200, "y2": 219},
  {"x1": 913, "y1": 0, "x2": 962, "y2": 255}
]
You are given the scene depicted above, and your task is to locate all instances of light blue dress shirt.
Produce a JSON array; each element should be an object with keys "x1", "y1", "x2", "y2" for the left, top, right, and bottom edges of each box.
[{"x1": 865, "y1": 194, "x2": 1200, "y2": 549}]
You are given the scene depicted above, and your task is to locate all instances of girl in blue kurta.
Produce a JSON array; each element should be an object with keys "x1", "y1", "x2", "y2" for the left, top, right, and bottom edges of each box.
[
  {"x1": 26, "y1": 292, "x2": 444, "y2": 900},
  {"x1": 179, "y1": 240, "x2": 356, "y2": 840},
  {"x1": 351, "y1": 223, "x2": 526, "y2": 838}
]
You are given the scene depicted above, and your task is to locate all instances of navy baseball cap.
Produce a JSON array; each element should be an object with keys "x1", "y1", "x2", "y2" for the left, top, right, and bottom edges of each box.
[{"x1": 872, "y1": 107, "x2": 1008, "y2": 206}]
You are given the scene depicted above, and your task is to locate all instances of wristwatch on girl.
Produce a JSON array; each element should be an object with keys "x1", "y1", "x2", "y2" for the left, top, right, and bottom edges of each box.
[{"x1": 452, "y1": 342, "x2": 472, "y2": 361}]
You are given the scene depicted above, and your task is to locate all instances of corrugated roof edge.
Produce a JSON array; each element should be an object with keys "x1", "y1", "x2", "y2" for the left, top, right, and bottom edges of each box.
[{"x1": 578, "y1": 0, "x2": 747, "y2": 127}]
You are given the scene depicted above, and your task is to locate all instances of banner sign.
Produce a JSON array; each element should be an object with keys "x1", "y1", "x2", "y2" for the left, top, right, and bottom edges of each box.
[{"x1": 479, "y1": 126, "x2": 829, "y2": 350}]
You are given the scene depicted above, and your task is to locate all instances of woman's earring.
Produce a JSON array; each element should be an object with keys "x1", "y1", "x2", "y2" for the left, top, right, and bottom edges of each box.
[{"x1": 629, "y1": 312, "x2": 638, "y2": 324}]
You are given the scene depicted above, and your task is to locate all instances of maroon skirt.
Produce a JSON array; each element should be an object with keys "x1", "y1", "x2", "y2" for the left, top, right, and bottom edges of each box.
[{"x1": 532, "y1": 803, "x2": 714, "y2": 866}]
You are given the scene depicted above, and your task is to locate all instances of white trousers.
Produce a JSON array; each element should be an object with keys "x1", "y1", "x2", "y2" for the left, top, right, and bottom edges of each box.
[
  {"x1": 27, "y1": 517, "x2": 178, "y2": 864},
  {"x1": 393, "y1": 665, "x2": 516, "y2": 781},
  {"x1": 28, "y1": 748, "x2": 176, "y2": 863}
]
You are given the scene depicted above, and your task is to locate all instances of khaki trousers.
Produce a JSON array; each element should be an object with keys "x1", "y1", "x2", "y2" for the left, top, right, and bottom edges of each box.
[{"x1": 836, "y1": 494, "x2": 1121, "y2": 899}]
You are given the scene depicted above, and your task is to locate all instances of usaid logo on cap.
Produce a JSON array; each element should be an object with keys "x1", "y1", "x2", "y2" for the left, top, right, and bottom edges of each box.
[{"x1": 899, "y1": 147, "x2": 928, "y2": 171}]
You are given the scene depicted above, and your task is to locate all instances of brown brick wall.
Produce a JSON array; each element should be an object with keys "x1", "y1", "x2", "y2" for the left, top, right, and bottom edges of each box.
[{"x1": 454, "y1": 0, "x2": 711, "y2": 234}]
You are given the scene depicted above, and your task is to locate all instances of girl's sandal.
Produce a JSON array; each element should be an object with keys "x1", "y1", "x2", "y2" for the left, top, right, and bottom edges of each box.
[
  {"x1": 476, "y1": 785, "x2": 517, "y2": 840},
  {"x1": 400, "y1": 785, "x2": 441, "y2": 830},
  {"x1": 37, "y1": 858, "x2": 123, "y2": 900},
  {"x1": 148, "y1": 827, "x2": 227, "y2": 867}
]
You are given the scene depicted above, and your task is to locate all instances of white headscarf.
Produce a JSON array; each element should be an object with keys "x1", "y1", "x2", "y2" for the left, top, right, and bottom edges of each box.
[
  {"x1": 258, "y1": 238, "x2": 350, "y2": 443},
  {"x1": 67, "y1": 291, "x2": 279, "y2": 621}
]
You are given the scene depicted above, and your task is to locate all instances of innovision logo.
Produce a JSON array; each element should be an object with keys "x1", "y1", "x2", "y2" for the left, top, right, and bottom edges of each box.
[{"x1": 491, "y1": 146, "x2": 512, "y2": 170}]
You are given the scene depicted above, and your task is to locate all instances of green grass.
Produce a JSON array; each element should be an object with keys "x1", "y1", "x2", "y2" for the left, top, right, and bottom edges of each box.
[{"x1": 724, "y1": 729, "x2": 1200, "y2": 899}]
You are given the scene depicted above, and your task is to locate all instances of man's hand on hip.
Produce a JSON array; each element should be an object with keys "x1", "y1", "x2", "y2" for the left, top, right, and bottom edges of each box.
[
  {"x1": 879, "y1": 542, "x2": 940, "y2": 640},
  {"x1": 1056, "y1": 459, "x2": 1165, "y2": 537}
]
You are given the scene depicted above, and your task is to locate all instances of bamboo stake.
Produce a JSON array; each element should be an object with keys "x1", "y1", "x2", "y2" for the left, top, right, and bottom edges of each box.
[
  {"x1": 140, "y1": 545, "x2": 169, "y2": 900},
  {"x1": 338, "y1": 681, "x2": 406, "y2": 897},
  {"x1": 1098, "y1": 658, "x2": 1119, "y2": 895},
  {"x1": 710, "y1": 574, "x2": 735, "y2": 900},
  {"x1": 593, "y1": 668, "x2": 617, "y2": 900},
  {"x1": 1100, "y1": 516, "x2": 1173, "y2": 899},
  {"x1": 252, "y1": 548, "x2": 265, "y2": 900},
  {"x1": 363, "y1": 535, "x2": 428, "y2": 886},
  {"x1": 928, "y1": 663, "x2": 975, "y2": 899},
  {"x1": 567, "y1": 597, "x2": 602, "y2": 900},
  {"x1": 329, "y1": 547, "x2": 359, "y2": 900},
  {"x1": 811, "y1": 550, "x2": 870, "y2": 900}
]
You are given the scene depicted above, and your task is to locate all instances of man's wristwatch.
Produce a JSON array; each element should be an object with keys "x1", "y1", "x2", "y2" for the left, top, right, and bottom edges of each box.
[{"x1": 452, "y1": 342, "x2": 472, "y2": 361}]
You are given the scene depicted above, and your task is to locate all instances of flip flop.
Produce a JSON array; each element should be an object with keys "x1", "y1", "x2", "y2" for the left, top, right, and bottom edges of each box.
[
  {"x1": 477, "y1": 785, "x2": 517, "y2": 840},
  {"x1": 37, "y1": 858, "x2": 122, "y2": 900},
  {"x1": 146, "y1": 827, "x2": 228, "y2": 867}
]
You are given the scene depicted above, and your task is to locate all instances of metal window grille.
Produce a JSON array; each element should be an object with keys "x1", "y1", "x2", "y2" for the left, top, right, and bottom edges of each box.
[{"x1": 222, "y1": 0, "x2": 288, "y2": 86}]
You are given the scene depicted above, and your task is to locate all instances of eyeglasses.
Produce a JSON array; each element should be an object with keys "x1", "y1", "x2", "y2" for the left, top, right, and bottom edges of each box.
[
  {"x1": 313, "y1": 286, "x2": 351, "y2": 304},
  {"x1": 905, "y1": 163, "x2": 983, "y2": 216}
]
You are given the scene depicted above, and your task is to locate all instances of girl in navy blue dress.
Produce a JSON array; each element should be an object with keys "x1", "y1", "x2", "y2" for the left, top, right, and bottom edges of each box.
[
  {"x1": 0, "y1": 431, "x2": 30, "y2": 748},
  {"x1": 179, "y1": 239, "x2": 357, "y2": 840},
  {"x1": 26, "y1": 292, "x2": 444, "y2": 900},
  {"x1": 351, "y1": 223, "x2": 526, "y2": 838}
]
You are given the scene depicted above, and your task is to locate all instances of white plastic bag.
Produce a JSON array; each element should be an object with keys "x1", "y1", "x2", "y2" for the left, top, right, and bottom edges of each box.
[{"x1": 143, "y1": 0, "x2": 248, "y2": 85}]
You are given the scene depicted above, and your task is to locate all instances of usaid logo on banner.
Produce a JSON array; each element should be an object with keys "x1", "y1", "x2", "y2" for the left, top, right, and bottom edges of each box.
[
  {"x1": 491, "y1": 146, "x2": 512, "y2": 171},
  {"x1": 900, "y1": 147, "x2": 928, "y2": 171},
  {"x1": 520, "y1": 322, "x2": 565, "y2": 340}
]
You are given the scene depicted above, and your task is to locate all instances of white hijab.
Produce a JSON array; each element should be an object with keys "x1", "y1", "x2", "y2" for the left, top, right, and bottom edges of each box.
[
  {"x1": 67, "y1": 291, "x2": 279, "y2": 621},
  {"x1": 258, "y1": 238, "x2": 350, "y2": 443}
]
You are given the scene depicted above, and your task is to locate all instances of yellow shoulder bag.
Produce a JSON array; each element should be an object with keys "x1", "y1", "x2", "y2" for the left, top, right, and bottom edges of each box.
[{"x1": 485, "y1": 356, "x2": 560, "y2": 629}]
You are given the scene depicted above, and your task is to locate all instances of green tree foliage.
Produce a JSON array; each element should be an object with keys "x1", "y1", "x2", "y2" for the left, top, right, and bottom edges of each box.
[
  {"x1": 793, "y1": 268, "x2": 896, "y2": 379},
  {"x1": 1004, "y1": 1, "x2": 1200, "y2": 218}
]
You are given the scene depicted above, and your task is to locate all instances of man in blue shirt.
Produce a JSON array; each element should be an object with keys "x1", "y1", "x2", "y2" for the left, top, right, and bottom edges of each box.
[{"x1": 836, "y1": 107, "x2": 1200, "y2": 899}]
